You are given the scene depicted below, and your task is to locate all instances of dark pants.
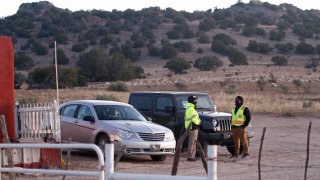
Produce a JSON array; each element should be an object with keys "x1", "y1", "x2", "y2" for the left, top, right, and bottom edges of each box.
[{"x1": 231, "y1": 126, "x2": 249, "y2": 156}]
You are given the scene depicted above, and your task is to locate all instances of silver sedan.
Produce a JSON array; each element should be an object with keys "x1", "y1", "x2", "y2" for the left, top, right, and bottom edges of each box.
[{"x1": 59, "y1": 100, "x2": 176, "y2": 161}]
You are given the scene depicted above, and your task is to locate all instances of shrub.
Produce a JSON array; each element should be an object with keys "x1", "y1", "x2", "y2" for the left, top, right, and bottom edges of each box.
[
  {"x1": 271, "y1": 56, "x2": 288, "y2": 66},
  {"x1": 242, "y1": 26, "x2": 256, "y2": 37},
  {"x1": 197, "y1": 48, "x2": 203, "y2": 54},
  {"x1": 173, "y1": 41, "x2": 193, "y2": 52},
  {"x1": 279, "y1": 84, "x2": 289, "y2": 94},
  {"x1": 14, "y1": 72, "x2": 26, "y2": 89},
  {"x1": 256, "y1": 76, "x2": 267, "y2": 91},
  {"x1": 95, "y1": 94, "x2": 119, "y2": 101},
  {"x1": 18, "y1": 96, "x2": 38, "y2": 104},
  {"x1": 55, "y1": 49, "x2": 69, "y2": 65},
  {"x1": 31, "y1": 42, "x2": 48, "y2": 55},
  {"x1": 197, "y1": 33, "x2": 211, "y2": 43},
  {"x1": 269, "y1": 30, "x2": 285, "y2": 41},
  {"x1": 175, "y1": 82, "x2": 187, "y2": 90},
  {"x1": 72, "y1": 43, "x2": 85, "y2": 52},
  {"x1": 247, "y1": 40, "x2": 258, "y2": 52},
  {"x1": 228, "y1": 49, "x2": 248, "y2": 65},
  {"x1": 295, "y1": 42, "x2": 315, "y2": 54},
  {"x1": 293, "y1": 79, "x2": 303, "y2": 90},
  {"x1": 165, "y1": 57, "x2": 191, "y2": 74},
  {"x1": 258, "y1": 43, "x2": 273, "y2": 54},
  {"x1": 224, "y1": 85, "x2": 236, "y2": 94},
  {"x1": 316, "y1": 44, "x2": 320, "y2": 55},
  {"x1": 14, "y1": 52, "x2": 34, "y2": 70},
  {"x1": 275, "y1": 43, "x2": 294, "y2": 54},
  {"x1": 107, "y1": 82, "x2": 128, "y2": 92},
  {"x1": 148, "y1": 45, "x2": 160, "y2": 56},
  {"x1": 194, "y1": 56, "x2": 223, "y2": 71},
  {"x1": 160, "y1": 43, "x2": 178, "y2": 59},
  {"x1": 78, "y1": 49, "x2": 108, "y2": 81}
]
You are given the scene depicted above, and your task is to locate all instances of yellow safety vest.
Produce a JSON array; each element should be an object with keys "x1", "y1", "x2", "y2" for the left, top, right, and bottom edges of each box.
[
  {"x1": 231, "y1": 105, "x2": 246, "y2": 126},
  {"x1": 184, "y1": 103, "x2": 201, "y2": 129}
]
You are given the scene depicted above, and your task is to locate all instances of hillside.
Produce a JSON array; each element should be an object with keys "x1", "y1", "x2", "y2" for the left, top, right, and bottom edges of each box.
[{"x1": 1, "y1": 1, "x2": 320, "y2": 88}]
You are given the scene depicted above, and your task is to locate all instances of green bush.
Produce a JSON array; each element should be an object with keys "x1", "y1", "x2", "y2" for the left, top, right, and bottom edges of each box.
[
  {"x1": 279, "y1": 84, "x2": 289, "y2": 94},
  {"x1": 242, "y1": 26, "x2": 256, "y2": 37},
  {"x1": 14, "y1": 72, "x2": 26, "y2": 89},
  {"x1": 165, "y1": 57, "x2": 191, "y2": 74},
  {"x1": 269, "y1": 30, "x2": 285, "y2": 41},
  {"x1": 228, "y1": 49, "x2": 248, "y2": 65},
  {"x1": 148, "y1": 45, "x2": 160, "y2": 56},
  {"x1": 173, "y1": 41, "x2": 192, "y2": 52},
  {"x1": 194, "y1": 56, "x2": 223, "y2": 71},
  {"x1": 160, "y1": 43, "x2": 178, "y2": 59},
  {"x1": 295, "y1": 42, "x2": 315, "y2": 54},
  {"x1": 14, "y1": 52, "x2": 34, "y2": 70},
  {"x1": 72, "y1": 43, "x2": 85, "y2": 52},
  {"x1": 95, "y1": 94, "x2": 120, "y2": 101},
  {"x1": 107, "y1": 82, "x2": 128, "y2": 92},
  {"x1": 247, "y1": 40, "x2": 258, "y2": 52},
  {"x1": 275, "y1": 43, "x2": 294, "y2": 54},
  {"x1": 55, "y1": 49, "x2": 69, "y2": 65},
  {"x1": 197, "y1": 33, "x2": 211, "y2": 43},
  {"x1": 18, "y1": 96, "x2": 38, "y2": 104},
  {"x1": 78, "y1": 49, "x2": 108, "y2": 81},
  {"x1": 271, "y1": 56, "x2": 288, "y2": 66},
  {"x1": 31, "y1": 42, "x2": 48, "y2": 55}
]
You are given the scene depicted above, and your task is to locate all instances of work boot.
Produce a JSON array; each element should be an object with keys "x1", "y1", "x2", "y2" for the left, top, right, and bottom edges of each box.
[{"x1": 241, "y1": 153, "x2": 249, "y2": 158}]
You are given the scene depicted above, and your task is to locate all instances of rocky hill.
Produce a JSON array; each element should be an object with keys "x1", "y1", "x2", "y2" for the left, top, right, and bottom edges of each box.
[{"x1": 1, "y1": 1, "x2": 320, "y2": 88}]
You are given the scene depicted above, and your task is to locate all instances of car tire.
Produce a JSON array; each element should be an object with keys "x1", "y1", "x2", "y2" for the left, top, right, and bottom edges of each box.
[
  {"x1": 150, "y1": 155, "x2": 167, "y2": 161},
  {"x1": 96, "y1": 134, "x2": 110, "y2": 153},
  {"x1": 226, "y1": 138, "x2": 250, "y2": 155}
]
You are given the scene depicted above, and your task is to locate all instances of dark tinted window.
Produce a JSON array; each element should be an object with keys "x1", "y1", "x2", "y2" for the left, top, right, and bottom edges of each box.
[
  {"x1": 156, "y1": 96, "x2": 173, "y2": 111},
  {"x1": 130, "y1": 95, "x2": 152, "y2": 111}
]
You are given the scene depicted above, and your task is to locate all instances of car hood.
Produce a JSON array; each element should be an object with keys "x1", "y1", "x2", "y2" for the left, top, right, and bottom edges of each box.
[
  {"x1": 100, "y1": 120, "x2": 170, "y2": 133},
  {"x1": 198, "y1": 111, "x2": 231, "y2": 118}
]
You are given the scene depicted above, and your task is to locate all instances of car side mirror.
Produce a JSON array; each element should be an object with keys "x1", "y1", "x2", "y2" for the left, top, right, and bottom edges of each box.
[
  {"x1": 83, "y1": 116, "x2": 95, "y2": 123},
  {"x1": 165, "y1": 106, "x2": 174, "y2": 113},
  {"x1": 146, "y1": 117, "x2": 152, "y2": 121}
]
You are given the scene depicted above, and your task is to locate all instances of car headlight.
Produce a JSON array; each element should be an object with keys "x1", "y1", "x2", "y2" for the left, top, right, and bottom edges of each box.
[
  {"x1": 212, "y1": 119, "x2": 218, "y2": 127},
  {"x1": 116, "y1": 129, "x2": 133, "y2": 139},
  {"x1": 165, "y1": 131, "x2": 175, "y2": 140}
]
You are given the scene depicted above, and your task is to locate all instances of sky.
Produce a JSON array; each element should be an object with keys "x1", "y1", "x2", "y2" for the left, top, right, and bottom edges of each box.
[{"x1": 0, "y1": 0, "x2": 319, "y2": 18}]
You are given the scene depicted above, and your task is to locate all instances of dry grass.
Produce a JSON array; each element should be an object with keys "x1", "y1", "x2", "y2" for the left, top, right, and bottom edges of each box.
[{"x1": 15, "y1": 81, "x2": 320, "y2": 117}]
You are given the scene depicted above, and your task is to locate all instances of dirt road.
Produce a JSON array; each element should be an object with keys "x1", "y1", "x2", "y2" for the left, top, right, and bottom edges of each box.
[{"x1": 9, "y1": 115, "x2": 320, "y2": 180}]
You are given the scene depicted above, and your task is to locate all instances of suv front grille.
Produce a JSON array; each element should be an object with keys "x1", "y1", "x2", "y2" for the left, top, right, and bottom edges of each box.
[
  {"x1": 216, "y1": 118, "x2": 232, "y2": 131},
  {"x1": 138, "y1": 133, "x2": 165, "y2": 141}
]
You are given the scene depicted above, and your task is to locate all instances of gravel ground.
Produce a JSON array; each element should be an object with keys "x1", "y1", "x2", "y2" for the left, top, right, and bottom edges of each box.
[{"x1": 5, "y1": 115, "x2": 320, "y2": 180}]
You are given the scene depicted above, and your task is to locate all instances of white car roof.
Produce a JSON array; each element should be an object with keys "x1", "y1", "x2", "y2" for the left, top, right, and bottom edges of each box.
[{"x1": 60, "y1": 100, "x2": 131, "y2": 107}]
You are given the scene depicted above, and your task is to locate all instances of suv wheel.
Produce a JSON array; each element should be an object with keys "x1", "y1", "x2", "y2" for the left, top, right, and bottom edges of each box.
[{"x1": 150, "y1": 155, "x2": 167, "y2": 161}]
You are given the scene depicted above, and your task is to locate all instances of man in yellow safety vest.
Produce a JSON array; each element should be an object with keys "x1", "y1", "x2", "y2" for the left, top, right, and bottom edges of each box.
[
  {"x1": 185, "y1": 95, "x2": 201, "y2": 161},
  {"x1": 231, "y1": 96, "x2": 251, "y2": 160}
]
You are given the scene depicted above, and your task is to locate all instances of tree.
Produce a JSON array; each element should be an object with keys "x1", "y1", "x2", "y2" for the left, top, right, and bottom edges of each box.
[
  {"x1": 228, "y1": 49, "x2": 248, "y2": 65},
  {"x1": 269, "y1": 30, "x2": 285, "y2": 41},
  {"x1": 55, "y1": 49, "x2": 69, "y2": 65},
  {"x1": 247, "y1": 40, "x2": 258, "y2": 52},
  {"x1": 173, "y1": 41, "x2": 193, "y2": 52},
  {"x1": 160, "y1": 43, "x2": 178, "y2": 59},
  {"x1": 14, "y1": 52, "x2": 34, "y2": 70},
  {"x1": 165, "y1": 57, "x2": 191, "y2": 74},
  {"x1": 77, "y1": 49, "x2": 108, "y2": 81},
  {"x1": 295, "y1": 42, "x2": 315, "y2": 54},
  {"x1": 31, "y1": 42, "x2": 48, "y2": 55},
  {"x1": 194, "y1": 56, "x2": 223, "y2": 71},
  {"x1": 271, "y1": 56, "x2": 288, "y2": 66},
  {"x1": 14, "y1": 72, "x2": 26, "y2": 89}
]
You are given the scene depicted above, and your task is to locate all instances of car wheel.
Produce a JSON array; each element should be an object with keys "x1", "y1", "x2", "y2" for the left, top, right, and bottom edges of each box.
[
  {"x1": 226, "y1": 138, "x2": 250, "y2": 155},
  {"x1": 96, "y1": 134, "x2": 110, "y2": 153},
  {"x1": 150, "y1": 155, "x2": 167, "y2": 161}
]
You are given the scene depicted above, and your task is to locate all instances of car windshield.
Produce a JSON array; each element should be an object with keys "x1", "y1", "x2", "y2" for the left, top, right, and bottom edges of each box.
[
  {"x1": 94, "y1": 105, "x2": 147, "y2": 121},
  {"x1": 175, "y1": 95, "x2": 215, "y2": 112}
]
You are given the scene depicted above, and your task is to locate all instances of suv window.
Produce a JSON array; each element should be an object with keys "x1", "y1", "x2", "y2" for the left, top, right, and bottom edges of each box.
[
  {"x1": 61, "y1": 104, "x2": 78, "y2": 118},
  {"x1": 156, "y1": 96, "x2": 173, "y2": 111},
  {"x1": 130, "y1": 96, "x2": 152, "y2": 111},
  {"x1": 77, "y1": 105, "x2": 93, "y2": 119}
]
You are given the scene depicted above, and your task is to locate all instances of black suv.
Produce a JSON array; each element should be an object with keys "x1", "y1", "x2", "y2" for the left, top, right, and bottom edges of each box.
[{"x1": 128, "y1": 91, "x2": 254, "y2": 154}]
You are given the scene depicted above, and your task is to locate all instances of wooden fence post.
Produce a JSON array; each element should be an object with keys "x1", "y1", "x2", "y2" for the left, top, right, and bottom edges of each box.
[
  {"x1": 171, "y1": 124, "x2": 191, "y2": 175},
  {"x1": 258, "y1": 127, "x2": 266, "y2": 180},
  {"x1": 0, "y1": 115, "x2": 15, "y2": 179},
  {"x1": 196, "y1": 140, "x2": 207, "y2": 174},
  {"x1": 304, "y1": 121, "x2": 312, "y2": 180}
]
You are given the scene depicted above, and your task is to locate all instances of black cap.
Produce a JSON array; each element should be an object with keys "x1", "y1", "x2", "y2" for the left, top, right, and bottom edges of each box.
[
  {"x1": 188, "y1": 95, "x2": 198, "y2": 103},
  {"x1": 235, "y1": 96, "x2": 244, "y2": 103}
]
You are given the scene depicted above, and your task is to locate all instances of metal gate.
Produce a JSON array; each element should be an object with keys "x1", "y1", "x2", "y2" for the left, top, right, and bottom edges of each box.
[{"x1": 15, "y1": 101, "x2": 60, "y2": 142}]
